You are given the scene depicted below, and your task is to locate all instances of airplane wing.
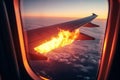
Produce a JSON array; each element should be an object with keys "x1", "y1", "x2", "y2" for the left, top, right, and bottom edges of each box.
[
  {"x1": 76, "y1": 33, "x2": 95, "y2": 40},
  {"x1": 26, "y1": 13, "x2": 99, "y2": 56},
  {"x1": 27, "y1": 13, "x2": 98, "y2": 42},
  {"x1": 83, "y1": 22, "x2": 99, "y2": 27}
]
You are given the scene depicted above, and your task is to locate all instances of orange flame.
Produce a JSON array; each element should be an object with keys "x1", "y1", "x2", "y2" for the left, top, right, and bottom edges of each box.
[{"x1": 34, "y1": 29, "x2": 79, "y2": 54}]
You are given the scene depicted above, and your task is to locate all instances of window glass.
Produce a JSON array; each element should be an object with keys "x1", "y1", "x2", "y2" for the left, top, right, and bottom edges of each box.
[{"x1": 20, "y1": 0, "x2": 108, "y2": 80}]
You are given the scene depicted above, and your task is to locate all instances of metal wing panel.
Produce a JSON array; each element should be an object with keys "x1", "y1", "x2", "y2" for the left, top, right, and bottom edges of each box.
[
  {"x1": 26, "y1": 13, "x2": 98, "y2": 55},
  {"x1": 76, "y1": 32, "x2": 95, "y2": 40}
]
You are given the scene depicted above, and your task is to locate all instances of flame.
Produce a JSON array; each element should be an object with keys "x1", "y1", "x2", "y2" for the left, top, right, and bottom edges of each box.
[{"x1": 34, "y1": 29, "x2": 79, "y2": 54}]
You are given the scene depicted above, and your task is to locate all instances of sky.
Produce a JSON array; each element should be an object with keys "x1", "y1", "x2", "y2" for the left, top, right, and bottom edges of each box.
[{"x1": 21, "y1": 0, "x2": 108, "y2": 19}]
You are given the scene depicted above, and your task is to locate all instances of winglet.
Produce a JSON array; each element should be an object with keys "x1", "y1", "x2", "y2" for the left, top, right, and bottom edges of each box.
[{"x1": 92, "y1": 13, "x2": 98, "y2": 16}]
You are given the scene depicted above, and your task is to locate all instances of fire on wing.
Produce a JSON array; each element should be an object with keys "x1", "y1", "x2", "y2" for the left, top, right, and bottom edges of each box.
[{"x1": 34, "y1": 29, "x2": 79, "y2": 54}]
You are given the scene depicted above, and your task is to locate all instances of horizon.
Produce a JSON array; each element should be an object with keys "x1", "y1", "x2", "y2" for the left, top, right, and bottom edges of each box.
[{"x1": 22, "y1": 14, "x2": 107, "y2": 20}]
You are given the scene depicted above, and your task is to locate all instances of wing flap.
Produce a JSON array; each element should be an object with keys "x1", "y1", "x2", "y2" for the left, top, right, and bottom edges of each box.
[
  {"x1": 76, "y1": 32, "x2": 95, "y2": 40},
  {"x1": 28, "y1": 53, "x2": 48, "y2": 60},
  {"x1": 84, "y1": 22, "x2": 99, "y2": 27}
]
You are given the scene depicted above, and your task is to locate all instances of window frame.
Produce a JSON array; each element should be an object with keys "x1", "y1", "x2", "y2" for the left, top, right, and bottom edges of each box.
[{"x1": 13, "y1": 0, "x2": 120, "y2": 80}]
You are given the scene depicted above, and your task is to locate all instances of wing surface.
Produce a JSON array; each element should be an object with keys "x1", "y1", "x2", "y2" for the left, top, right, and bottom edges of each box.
[{"x1": 26, "y1": 13, "x2": 99, "y2": 56}]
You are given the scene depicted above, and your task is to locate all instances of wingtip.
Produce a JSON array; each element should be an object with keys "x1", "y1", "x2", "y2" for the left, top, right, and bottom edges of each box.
[{"x1": 92, "y1": 13, "x2": 98, "y2": 16}]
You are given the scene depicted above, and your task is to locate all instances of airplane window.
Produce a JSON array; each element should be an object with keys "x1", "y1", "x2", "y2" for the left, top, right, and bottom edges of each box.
[{"x1": 20, "y1": 0, "x2": 108, "y2": 80}]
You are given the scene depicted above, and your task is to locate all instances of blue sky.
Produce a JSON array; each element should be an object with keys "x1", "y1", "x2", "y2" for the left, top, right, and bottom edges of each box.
[{"x1": 21, "y1": 0, "x2": 108, "y2": 19}]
